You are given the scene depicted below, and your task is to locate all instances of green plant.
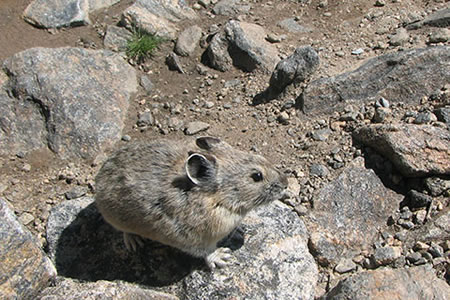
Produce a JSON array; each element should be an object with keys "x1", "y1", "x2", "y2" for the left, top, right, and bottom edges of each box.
[{"x1": 126, "y1": 28, "x2": 163, "y2": 63}]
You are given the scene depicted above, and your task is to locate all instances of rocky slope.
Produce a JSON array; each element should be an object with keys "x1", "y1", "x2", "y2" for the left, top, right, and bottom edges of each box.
[{"x1": 0, "y1": 0, "x2": 449, "y2": 299}]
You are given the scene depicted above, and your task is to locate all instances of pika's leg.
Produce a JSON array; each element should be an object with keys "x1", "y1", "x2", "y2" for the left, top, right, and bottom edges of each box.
[
  {"x1": 123, "y1": 232, "x2": 144, "y2": 251},
  {"x1": 205, "y1": 247, "x2": 233, "y2": 269}
]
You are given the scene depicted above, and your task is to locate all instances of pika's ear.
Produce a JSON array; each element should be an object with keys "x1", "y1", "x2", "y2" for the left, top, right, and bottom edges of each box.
[
  {"x1": 185, "y1": 153, "x2": 217, "y2": 185},
  {"x1": 196, "y1": 137, "x2": 222, "y2": 150}
]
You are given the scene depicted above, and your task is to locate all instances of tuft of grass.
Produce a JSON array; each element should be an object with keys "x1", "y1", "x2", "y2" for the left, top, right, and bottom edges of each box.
[{"x1": 126, "y1": 28, "x2": 163, "y2": 63}]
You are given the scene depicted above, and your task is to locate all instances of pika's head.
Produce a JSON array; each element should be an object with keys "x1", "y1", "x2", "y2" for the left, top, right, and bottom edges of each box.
[{"x1": 185, "y1": 137, "x2": 288, "y2": 215}]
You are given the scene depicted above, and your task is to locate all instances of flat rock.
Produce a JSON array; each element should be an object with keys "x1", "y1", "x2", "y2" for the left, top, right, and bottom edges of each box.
[
  {"x1": 184, "y1": 121, "x2": 210, "y2": 135},
  {"x1": 212, "y1": 0, "x2": 251, "y2": 16},
  {"x1": 103, "y1": 25, "x2": 133, "y2": 52},
  {"x1": 277, "y1": 18, "x2": 312, "y2": 33},
  {"x1": 353, "y1": 124, "x2": 450, "y2": 177},
  {"x1": 121, "y1": 0, "x2": 197, "y2": 40},
  {"x1": 323, "y1": 266, "x2": 450, "y2": 299},
  {"x1": 1, "y1": 47, "x2": 137, "y2": 160},
  {"x1": 46, "y1": 197, "x2": 317, "y2": 299},
  {"x1": 175, "y1": 25, "x2": 202, "y2": 57},
  {"x1": 206, "y1": 20, "x2": 279, "y2": 73},
  {"x1": 23, "y1": 0, "x2": 120, "y2": 29},
  {"x1": 39, "y1": 278, "x2": 177, "y2": 300},
  {"x1": 406, "y1": 8, "x2": 450, "y2": 30},
  {"x1": 306, "y1": 157, "x2": 402, "y2": 267},
  {"x1": 298, "y1": 46, "x2": 450, "y2": 114},
  {"x1": 0, "y1": 199, "x2": 56, "y2": 299}
]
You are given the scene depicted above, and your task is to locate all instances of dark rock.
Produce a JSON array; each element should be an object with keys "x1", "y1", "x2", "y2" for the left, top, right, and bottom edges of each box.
[
  {"x1": 406, "y1": 8, "x2": 450, "y2": 30},
  {"x1": 205, "y1": 20, "x2": 279, "y2": 73},
  {"x1": 121, "y1": 0, "x2": 198, "y2": 40},
  {"x1": 353, "y1": 124, "x2": 450, "y2": 177},
  {"x1": 46, "y1": 197, "x2": 317, "y2": 299},
  {"x1": 0, "y1": 199, "x2": 56, "y2": 299},
  {"x1": 267, "y1": 46, "x2": 319, "y2": 95},
  {"x1": 434, "y1": 107, "x2": 450, "y2": 125},
  {"x1": 137, "y1": 111, "x2": 155, "y2": 127},
  {"x1": 175, "y1": 25, "x2": 202, "y2": 57},
  {"x1": 413, "y1": 111, "x2": 437, "y2": 124},
  {"x1": 299, "y1": 46, "x2": 450, "y2": 114},
  {"x1": 323, "y1": 266, "x2": 450, "y2": 299},
  {"x1": 103, "y1": 25, "x2": 133, "y2": 52},
  {"x1": 371, "y1": 246, "x2": 402, "y2": 266},
  {"x1": 1, "y1": 47, "x2": 137, "y2": 160},
  {"x1": 140, "y1": 75, "x2": 154, "y2": 94},
  {"x1": 306, "y1": 158, "x2": 402, "y2": 267},
  {"x1": 166, "y1": 52, "x2": 185, "y2": 73},
  {"x1": 39, "y1": 278, "x2": 177, "y2": 300},
  {"x1": 212, "y1": 0, "x2": 251, "y2": 16},
  {"x1": 429, "y1": 242, "x2": 444, "y2": 258},
  {"x1": 406, "y1": 252, "x2": 423, "y2": 264},
  {"x1": 405, "y1": 190, "x2": 432, "y2": 209}
]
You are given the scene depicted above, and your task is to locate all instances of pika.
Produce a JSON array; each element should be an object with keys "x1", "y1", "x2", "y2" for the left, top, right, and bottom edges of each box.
[{"x1": 95, "y1": 136, "x2": 288, "y2": 268}]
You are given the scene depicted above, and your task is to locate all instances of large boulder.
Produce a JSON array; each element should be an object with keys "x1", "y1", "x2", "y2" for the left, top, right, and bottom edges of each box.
[
  {"x1": 0, "y1": 199, "x2": 56, "y2": 299},
  {"x1": 298, "y1": 46, "x2": 450, "y2": 114},
  {"x1": 305, "y1": 157, "x2": 403, "y2": 267},
  {"x1": 353, "y1": 124, "x2": 450, "y2": 177},
  {"x1": 206, "y1": 20, "x2": 280, "y2": 73},
  {"x1": 46, "y1": 197, "x2": 318, "y2": 299},
  {"x1": 1, "y1": 47, "x2": 137, "y2": 160},
  {"x1": 121, "y1": 0, "x2": 197, "y2": 40},
  {"x1": 323, "y1": 266, "x2": 450, "y2": 300},
  {"x1": 23, "y1": 0, "x2": 120, "y2": 29}
]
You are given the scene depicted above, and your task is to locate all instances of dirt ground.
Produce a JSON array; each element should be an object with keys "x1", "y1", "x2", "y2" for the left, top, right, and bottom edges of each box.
[{"x1": 0, "y1": 0, "x2": 448, "y2": 263}]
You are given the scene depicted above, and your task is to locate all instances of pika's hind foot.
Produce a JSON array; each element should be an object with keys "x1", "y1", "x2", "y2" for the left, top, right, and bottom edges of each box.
[
  {"x1": 123, "y1": 232, "x2": 144, "y2": 251},
  {"x1": 206, "y1": 247, "x2": 233, "y2": 269}
]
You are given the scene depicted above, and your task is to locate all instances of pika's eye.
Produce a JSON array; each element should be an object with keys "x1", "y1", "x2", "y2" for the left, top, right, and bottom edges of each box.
[{"x1": 251, "y1": 171, "x2": 264, "y2": 182}]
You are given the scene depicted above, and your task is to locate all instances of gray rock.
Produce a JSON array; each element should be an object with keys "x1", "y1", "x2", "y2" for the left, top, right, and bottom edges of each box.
[
  {"x1": 428, "y1": 28, "x2": 450, "y2": 44},
  {"x1": 425, "y1": 177, "x2": 450, "y2": 196},
  {"x1": 388, "y1": 28, "x2": 409, "y2": 46},
  {"x1": 103, "y1": 25, "x2": 133, "y2": 52},
  {"x1": 323, "y1": 266, "x2": 450, "y2": 299},
  {"x1": 205, "y1": 20, "x2": 280, "y2": 73},
  {"x1": 39, "y1": 278, "x2": 177, "y2": 300},
  {"x1": 411, "y1": 210, "x2": 450, "y2": 244},
  {"x1": 65, "y1": 185, "x2": 88, "y2": 200},
  {"x1": 0, "y1": 199, "x2": 56, "y2": 299},
  {"x1": 309, "y1": 164, "x2": 330, "y2": 177},
  {"x1": 353, "y1": 124, "x2": 450, "y2": 177},
  {"x1": 182, "y1": 201, "x2": 318, "y2": 300},
  {"x1": 175, "y1": 25, "x2": 202, "y2": 57},
  {"x1": 434, "y1": 107, "x2": 450, "y2": 125},
  {"x1": 306, "y1": 158, "x2": 402, "y2": 267},
  {"x1": 212, "y1": 0, "x2": 251, "y2": 16},
  {"x1": 137, "y1": 111, "x2": 155, "y2": 127},
  {"x1": 311, "y1": 128, "x2": 332, "y2": 142},
  {"x1": 406, "y1": 8, "x2": 450, "y2": 30},
  {"x1": 46, "y1": 198, "x2": 317, "y2": 299},
  {"x1": 334, "y1": 258, "x2": 357, "y2": 274},
  {"x1": 121, "y1": 0, "x2": 198, "y2": 40},
  {"x1": 166, "y1": 52, "x2": 185, "y2": 73},
  {"x1": 414, "y1": 111, "x2": 437, "y2": 124},
  {"x1": 371, "y1": 246, "x2": 402, "y2": 266},
  {"x1": 299, "y1": 46, "x2": 450, "y2": 114},
  {"x1": 1, "y1": 47, "x2": 137, "y2": 160},
  {"x1": 268, "y1": 46, "x2": 319, "y2": 95},
  {"x1": 277, "y1": 18, "x2": 312, "y2": 33},
  {"x1": 406, "y1": 251, "x2": 424, "y2": 264},
  {"x1": 184, "y1": 121, "x2": 210, "y2": 135},
  {"x1": 140, "y1": 75, "x2": 154, "y2": 94},
  {"x1": 23, "y1": 0, "x2": 120, "y2": 29}
]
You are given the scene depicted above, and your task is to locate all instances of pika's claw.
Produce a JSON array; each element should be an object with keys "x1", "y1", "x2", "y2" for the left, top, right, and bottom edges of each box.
[
  {"x1": 206, "y1": 247, "x2": 233, "y2": 269},
  {"x1": 123, "y1": 232, "x2": 144, "y2": 251}
]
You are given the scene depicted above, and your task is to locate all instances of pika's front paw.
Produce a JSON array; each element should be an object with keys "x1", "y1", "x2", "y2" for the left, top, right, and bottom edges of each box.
[
  {"x1": 123, "y1": 232, "x2": 144, "y2": 251},
  {"x1": 206, "y1": 247, "x2": 233, "y2": 269}
]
